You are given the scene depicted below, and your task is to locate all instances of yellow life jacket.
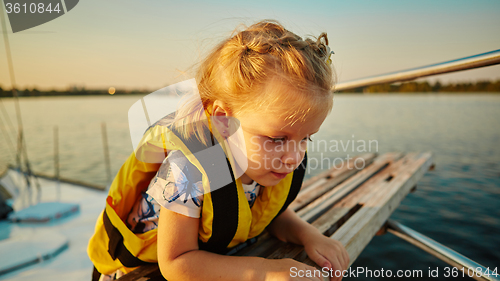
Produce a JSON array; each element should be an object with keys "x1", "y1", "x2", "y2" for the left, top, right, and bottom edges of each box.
[{"x1": 87, "y1": 115, "x2": 306, "y2": 275}]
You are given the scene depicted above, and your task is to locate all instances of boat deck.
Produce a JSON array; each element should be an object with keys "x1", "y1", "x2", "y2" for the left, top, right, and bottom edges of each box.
[
  {"x1": 118, "y1": 152, "x2": 434, "y2": 281},
  {"x1": 0, "y1": 168, "x2": 108, "y2": 280}
]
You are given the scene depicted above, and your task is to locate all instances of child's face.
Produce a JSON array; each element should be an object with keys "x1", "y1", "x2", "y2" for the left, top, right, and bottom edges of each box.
[{"x1": 234, "y1": 102, "x2": 328, "y2": 187}]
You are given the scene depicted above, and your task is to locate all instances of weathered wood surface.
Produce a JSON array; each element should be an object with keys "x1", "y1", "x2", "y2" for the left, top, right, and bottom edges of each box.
[{"x1": 117, "y1": 152, "x2": 434, "y2": 280}]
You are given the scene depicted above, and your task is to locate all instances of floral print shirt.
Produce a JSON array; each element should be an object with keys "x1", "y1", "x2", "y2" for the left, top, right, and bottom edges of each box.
[{"x1": 126, "y1": 150, "x2": 260, "y2": 234}]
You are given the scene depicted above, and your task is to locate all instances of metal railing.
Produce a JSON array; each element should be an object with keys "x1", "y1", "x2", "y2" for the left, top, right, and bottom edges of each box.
[
  {"x1": 387, "y1": 220, "x2": 500, "y2": 281},
  {"x1": 335, "y1": 49, "x2": 500, "y2": 280},
  {"x1": 335, "y1": 49, "x2": 500, "y2": 92}
]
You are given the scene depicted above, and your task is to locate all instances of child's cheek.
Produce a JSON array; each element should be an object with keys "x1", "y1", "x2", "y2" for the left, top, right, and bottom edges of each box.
[{"x1": 248, "y1": 152, "x2": 264, "y2": 171}]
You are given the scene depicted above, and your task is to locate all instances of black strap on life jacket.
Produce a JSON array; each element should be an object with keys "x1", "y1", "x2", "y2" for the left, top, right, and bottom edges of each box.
[
  {"x1": 197, "y1": 157, "x2": 239, "y2": 254},
  {"x1": 91, "y1": 266, "x2": 101, "y2": 281},
  {"x1": 168, "y1": 122, "x2": 240, "y2": 254},
  {"x1": 102, "y1": 209, "x2": 155, "y2": 268}
]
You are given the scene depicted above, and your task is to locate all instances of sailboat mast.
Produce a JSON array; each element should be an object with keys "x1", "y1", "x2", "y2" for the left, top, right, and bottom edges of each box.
[
  {"x1": 0, "y1": 1, "x2": 24, "y2": 168},
  {"x1": 1, "y1": 1, "x2": 41, "y2": 205}
]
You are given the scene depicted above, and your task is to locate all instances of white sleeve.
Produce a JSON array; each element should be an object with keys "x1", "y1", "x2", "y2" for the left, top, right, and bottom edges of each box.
[{"x1": 146, "y1": 150, "x2": 204, "y2": 218}]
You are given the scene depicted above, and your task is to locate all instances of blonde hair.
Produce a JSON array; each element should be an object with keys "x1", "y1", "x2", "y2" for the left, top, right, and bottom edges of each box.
[{"x1": 173, "y1": 20, "x2": 335, "y2": 145}]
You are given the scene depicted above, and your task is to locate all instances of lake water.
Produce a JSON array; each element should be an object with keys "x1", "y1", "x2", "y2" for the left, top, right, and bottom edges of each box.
[{"x1": 0, "y1": 94, "x2": 499, "y2": 280}]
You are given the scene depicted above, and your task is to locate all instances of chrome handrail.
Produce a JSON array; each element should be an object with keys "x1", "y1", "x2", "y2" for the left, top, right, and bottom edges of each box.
[
  {"x1": 387, "y1": 220, "x2": 500, "y2": 281},
  {"x1": 335, "y1": 49, "x2": 500, "y2": 92}
]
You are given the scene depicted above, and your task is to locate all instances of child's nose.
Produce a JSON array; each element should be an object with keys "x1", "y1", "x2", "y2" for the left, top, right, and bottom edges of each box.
[{"x1": 281, "y1": 150, "x2": 302, "y2": 167}]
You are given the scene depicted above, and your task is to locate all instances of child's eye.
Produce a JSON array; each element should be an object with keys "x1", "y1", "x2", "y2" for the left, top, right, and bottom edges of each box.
[
  {"x1": 268, "y1": 137, "x2": 286, "y2": 143},
  {"x1": 302, "y1": 136, "x2": 313, "y2": 142}
]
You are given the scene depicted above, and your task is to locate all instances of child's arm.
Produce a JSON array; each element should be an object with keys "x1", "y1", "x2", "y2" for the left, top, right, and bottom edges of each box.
[
  {"x1": 266, "y1": 208, "x2": 350, "y2": 279},
  {"x1": 157, "y1": 206, "x2": 322, "y2": 281}
]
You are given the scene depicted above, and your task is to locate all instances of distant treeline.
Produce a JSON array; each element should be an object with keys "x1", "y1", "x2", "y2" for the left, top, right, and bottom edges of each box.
[
  {"x1": 0, "y1": 87, "x2": 151, "y2": 98},
  {"x1": 338, "y1": 80, "x2": 500, "y2": 93},
  {"x1": 1, "y1": 80, "x2": 500, "y2": 97}
]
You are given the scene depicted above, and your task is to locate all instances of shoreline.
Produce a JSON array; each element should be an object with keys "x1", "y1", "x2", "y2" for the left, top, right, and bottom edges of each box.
[{"x1": 0, "y1": 92, "x2": 499, "y2": 99}]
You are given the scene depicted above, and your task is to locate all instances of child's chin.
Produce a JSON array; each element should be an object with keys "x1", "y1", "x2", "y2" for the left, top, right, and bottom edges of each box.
[{"x1": 254, "y1": 176, "x2": 283, "y2": 187}]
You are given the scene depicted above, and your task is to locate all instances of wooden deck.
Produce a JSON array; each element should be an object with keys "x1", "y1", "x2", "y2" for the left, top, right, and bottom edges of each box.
[{"x1": 118, "y1": 152, "x2": 434, "y2": 281}]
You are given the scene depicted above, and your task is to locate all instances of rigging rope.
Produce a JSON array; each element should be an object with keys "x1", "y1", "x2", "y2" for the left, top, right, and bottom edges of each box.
[{"x1": 1, "y1": 2, "x2": 41, "y2": 205}]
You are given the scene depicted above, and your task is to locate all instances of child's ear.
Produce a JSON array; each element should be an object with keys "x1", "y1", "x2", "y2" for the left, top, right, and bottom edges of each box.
[{"x1": 211, "y1": 100, "x2": 231, "y2": 137}]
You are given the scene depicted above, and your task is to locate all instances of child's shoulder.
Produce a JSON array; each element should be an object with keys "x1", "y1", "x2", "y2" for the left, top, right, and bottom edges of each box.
[
  {"x1": 157, "y1": 150, "x2": 203, "y2": 183},
  {"x1": 148, "y1": 149, "x2": 205, "y2": 213}
]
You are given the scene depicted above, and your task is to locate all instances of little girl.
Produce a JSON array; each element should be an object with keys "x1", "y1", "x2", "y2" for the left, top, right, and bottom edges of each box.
[{"x1": 88, "y1": 20, "x2": 349, "y2": 281}]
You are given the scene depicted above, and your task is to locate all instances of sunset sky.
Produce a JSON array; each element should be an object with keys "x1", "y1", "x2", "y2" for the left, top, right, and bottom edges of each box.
[{"x1": 1, "y1": 0, "x2": 499, "y2": 91}]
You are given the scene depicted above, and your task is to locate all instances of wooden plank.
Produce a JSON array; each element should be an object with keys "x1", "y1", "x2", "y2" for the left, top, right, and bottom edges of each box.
[
  {"x1": 291, "y1": 153, "x2": 376, "y2": 212},
  {"x1": 342, "y1": 153, "x2": 433, "y2": 261},
  {"x1": 311, "y1": 153, "x2": 412, "y2": 235},
  {"x1": 296, "y1": 152, "x2": 402, "y2": 222},
  {"x1": 244, "y1": 153, "x2": 401, "y2": 258},
  {"x1": 303, "y1": 152, "x2": 433, "y2": 267},
  {"x1": 300, "y1": 153, "x2": 376, "y2": 190},
  {"x1": 234, "y1": 232, "x2": 286, "y2": 257},
  {"x1": 262, "y1": 153, "x2": 430, "y2": 263}
]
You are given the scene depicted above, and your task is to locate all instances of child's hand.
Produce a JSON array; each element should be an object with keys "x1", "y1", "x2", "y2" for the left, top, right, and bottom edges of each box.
[
  {"x1": 303, "y1": 233, "x2": 349, "y2": 281},
  {"x1": 263, "y1": 258, "x2": 323, "y2": 281}
]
